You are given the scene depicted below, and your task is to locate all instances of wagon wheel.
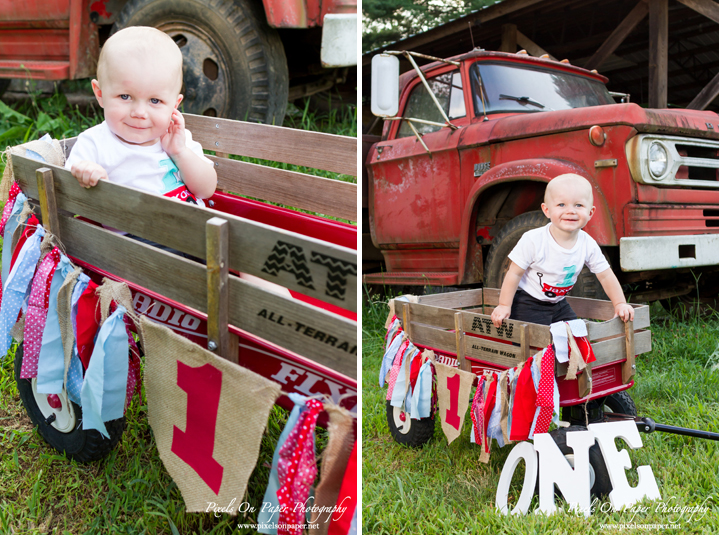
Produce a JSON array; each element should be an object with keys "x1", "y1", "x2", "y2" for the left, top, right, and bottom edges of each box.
[
  {"x1": 14, "y1": 344, "x2": 126, "y2": 462},
  {"x1": 113, "y1": 0, "x2": 288, "y2": 125},
  {"x1": 484, "y1": 211, "x2": 607, "y2": 299},
  {"x1": 385, "y1": 401, "x2": 435, "y2": 447}
]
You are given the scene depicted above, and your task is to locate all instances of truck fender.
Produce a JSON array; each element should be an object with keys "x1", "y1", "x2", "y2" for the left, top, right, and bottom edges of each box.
[{"x1": 458, "y1": 158, "x2": 617, "y2": 284}]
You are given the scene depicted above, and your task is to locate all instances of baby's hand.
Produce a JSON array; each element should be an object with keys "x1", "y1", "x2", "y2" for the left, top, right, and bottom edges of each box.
[
  {"x1": 161, "y1": 108, "x2": 187, "y2": 157},
  {"x1": 614, "y1": 303, "x2": 634, "y2": 322},
  {"x1": 491, "y1": 305, "x2": 511, "y2": 328},
  {"x1": 71, "y1": 161, "x2": 108, "y2": 188}
]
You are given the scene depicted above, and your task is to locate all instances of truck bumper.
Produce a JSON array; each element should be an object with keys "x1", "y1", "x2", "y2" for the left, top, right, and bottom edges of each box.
[
  {"x1": 321, "y1": 13, "x2": 357, "y2": 67},
  {"x1": 620, "y1": 234, "x2": 719, "y2": 271}
]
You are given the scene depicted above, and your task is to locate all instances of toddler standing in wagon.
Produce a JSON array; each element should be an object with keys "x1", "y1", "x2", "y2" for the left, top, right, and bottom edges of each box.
[{"x1": 491, "y1": 173, "x2": 634, "y2": 327}]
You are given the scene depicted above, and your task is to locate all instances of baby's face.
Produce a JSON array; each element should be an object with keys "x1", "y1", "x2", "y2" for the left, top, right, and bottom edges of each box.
[
  {"x1": 93, "y1": 57, "x2": 182, "y2": 146},
  {"x1": 541, "y1": 181, "x2": 595, "y2": 234}
]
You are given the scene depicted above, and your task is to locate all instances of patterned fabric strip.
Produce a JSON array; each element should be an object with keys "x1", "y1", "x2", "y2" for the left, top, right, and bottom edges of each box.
[
  {"x1": 0, "y1": 182, "x2": 21, "y2": 236},
  {"x1": 277, "y1": 398, "x2": 323, "y2": 535},
  {"x1": 470, "y1": 375, "x2": 486, "y2": 445},
  {"x1": 20, "y1": 247, "x2": 60, "y2": 378},
  {"x1": 534, "y1": 345, "x2": 556, "y2": 435},
  {"x1": 9, "y1": 215, "x2": 39, "y2": 274},
  {"x1": 509, "y1": 355, "x2": 536, "y2": 441},
  {"x1": 385, "y1": 339, "x2": 409, "y2": 401}
]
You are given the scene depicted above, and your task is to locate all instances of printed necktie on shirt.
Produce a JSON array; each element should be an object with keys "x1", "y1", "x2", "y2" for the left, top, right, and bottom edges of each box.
[
  {"x1": 20, "y1": 247, "x2": 61, "y2": 379},
  {"x1": 277, "y1": 398, "x2": 323, "y2": 535},
  {"x1": 0, "y1": 224, "x2": 45, "y2": 358},
  {"x1": 533, "y1": 346, "x2": 557, "y2": 435}
]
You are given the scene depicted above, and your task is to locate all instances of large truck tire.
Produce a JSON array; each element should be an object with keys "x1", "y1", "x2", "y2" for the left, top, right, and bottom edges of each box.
[
  {"x1": 14, "y1": 344, "x2": 126, "y2": 462},
  {"x1": 484, "y1": 211, "x2": 549, "y2": 289},
  {"x1": 113, "y1": 0, "x2": 288, "y2": 125}
]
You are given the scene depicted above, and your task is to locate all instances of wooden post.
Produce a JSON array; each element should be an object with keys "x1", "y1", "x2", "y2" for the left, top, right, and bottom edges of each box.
[
  {"x1": 516, "y1": 31, "x2": 555, "y2": 59},
  {"x1": 648, "y1": 0, "x2": 668, "y2": 109},
  {"x1": 585, "y1": 0, "x2": 649, "y2": 71},
  {"x1": 622, "y1": 319, "x2": 636, "y2": 384},
  {"x1": 36, "y1": 167, "x2": 60, "y2": 240},
  {"x1": 500, "y1": 24, "x2": 517, "y2": 53},
  {"x1": 455, "y1": 312, "x2": 470, "y2": 372},
  {"x1": 206, "y1": 217, "x2": 238, "y2": 363},
  {"x1": 402, "y1": 302, "x2": 412, "y2": 341},
  {"x1": 519, "y1": 323, "x2": 530, "y2": 362},
  {"x1": 677, "y1": 0, "x2": 719, "y2": 25},
  {"x1": 687, "y1": 71, "x2": 719, "y2": 109}
]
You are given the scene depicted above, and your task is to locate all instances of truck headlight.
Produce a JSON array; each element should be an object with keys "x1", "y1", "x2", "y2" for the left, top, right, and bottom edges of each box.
[{"x1": 649, "y1": 142, "x2": 668, "y2": 178}]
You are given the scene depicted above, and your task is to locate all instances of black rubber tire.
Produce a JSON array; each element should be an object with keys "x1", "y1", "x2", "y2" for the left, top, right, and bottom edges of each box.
[
  {"x1": 0, "y1": 79, "x2": 10, "y2": 97},
  {"x1": 602, "y1": 390, "x2": 637, "y2": 416},
  {"x1": 386, "y1": 400, "x2": 435, "y2": 447},
  {"x1": 484, "y1": 211, "x2": 549, "y2": 289},
  {"x1": 14, "y1": 344, "x2": 126, "y2": 463},
  {"x1": 113, "y1": 0, "x2": 288, "y2": 124},
  {"x1": 549, "y1": 425, "x2": 613, "y2": 498},
  {"x1": 569, "y1": 266, "x2": 609, "y2": 300}
]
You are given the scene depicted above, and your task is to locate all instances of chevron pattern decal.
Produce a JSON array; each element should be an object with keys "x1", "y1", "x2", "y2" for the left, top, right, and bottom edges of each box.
[
  {"x1": 261, "y1": 241, "x2": 315, "y2": 289},
  {"x1": 310, "y1": 252, "x2": 357, "y2": 301}
]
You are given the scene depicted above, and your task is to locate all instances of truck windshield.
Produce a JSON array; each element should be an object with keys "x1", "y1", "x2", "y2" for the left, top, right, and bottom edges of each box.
[{"x1": 470, "y1": 62, "x2": 615, "y2": 116}]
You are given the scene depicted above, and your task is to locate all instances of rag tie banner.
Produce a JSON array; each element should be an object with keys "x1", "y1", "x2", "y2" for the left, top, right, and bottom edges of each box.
[
  {"x1": 381, "y1": 306, "x2": 596, "y2": 462},
  {"x1": 1, "y1": 140, "x2": 358, "y2": 526}
]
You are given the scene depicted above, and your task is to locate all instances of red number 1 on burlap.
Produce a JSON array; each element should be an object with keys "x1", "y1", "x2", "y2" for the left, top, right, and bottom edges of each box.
[
  {"x1": 445, "y1": 373, "x2": 461, "y2": 430},
  {"x1": 171, "y1": 361, "x2": 224, "y2": 494}
]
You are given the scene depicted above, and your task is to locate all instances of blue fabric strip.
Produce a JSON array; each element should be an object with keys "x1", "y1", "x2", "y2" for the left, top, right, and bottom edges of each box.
[
  {"x1": 2, "y1": 192, "x2": 27, "y2": 289},
  {"x1": 36, "y1": 255, "x2": 73, "y2": 394},
  {"x1": 66, "y1": 349, "x2": 83, "y2": 406},
  {"x1": 257, "y1": 392, "x2": 307, "y2": 535},
  {"x1": 410, "y1": 358, "x2": 433, "y2": 419},
  {"x1": 80, "y1": 305, "x2": 129, "y2": 438},
  {"x1": 379, "y1": 326, "x2": 403, "y2": 387}
]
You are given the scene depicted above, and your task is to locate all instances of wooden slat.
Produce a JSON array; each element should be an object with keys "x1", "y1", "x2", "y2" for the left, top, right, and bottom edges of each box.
[
  {"x1": 36, "y1": 168, "x2": 60, "y2": 241},
  {"x1": 402, "y1": 303, "x2": 412, "y2": 340},
  {"x1": 465, "y1": 337, "x2": 524, "y2": 368},
  {"x1": 585, "y1": 307, "x2": 650, "y2": 340},
  {"x1": 677, "y1": 0, "x2": 719, "y2": 25},
  {"x1": 13, "y1": 156, "x2": 357, "y2": 312},
  {"x1": 461, "y1": 311, "x2": 523, "y2": 344},
  {"x1": 481, "y1": 288, "x2": 500, "y2": 306},
  {"x1": 556, "y1": 330, "x2": 651, "y2": 376},
  {"x1": 455, "y1": 312, "x2": 470, "y2": 372},
  {"x1": 416, "y1": 288, "x2": 484, "y2": 308},
  {"x1": 623, "y1": 320, "x2": 636, "y2": 384},
  {"x1": 585, "y1": 0, "x2": 649, "y2": 71},
  {"x1": 408, "y1": 326, "x2": 456, "y2": 354},
  {"x1": 57, "y1": 215, "x2": 356, "y2": 378},
  {"x1": 184, "y1": 114, "x2": 357, "y2": 177},
  {"x1": 406, "y1": 302, "x2": 456, "y2": 330},
  {"x1": 212, "y1": 156, "x2": 357, "y2": 222},
  {"x1": 206, "y1": 217, "x2": 236, "y2": 363},
  {"x1": 649, "y1": 0, "x2": 669, "y2": 109},
  {"x1": 687, "y1": 70, "x2": 719, "y2": 110}
]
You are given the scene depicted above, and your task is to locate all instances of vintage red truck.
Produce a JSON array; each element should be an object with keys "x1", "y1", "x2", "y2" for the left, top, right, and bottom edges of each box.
[
  {"x1": 0, "y1": 0, "x2": 357, "y2": 124},
  {"x1": 364, "y1": 49, "x2": 719, "y2": 310}
]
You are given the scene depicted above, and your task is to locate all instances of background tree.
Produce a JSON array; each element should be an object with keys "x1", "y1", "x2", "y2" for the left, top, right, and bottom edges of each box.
[{"x1": 363, "y1": 0, "x2": 497, "y2": 54}]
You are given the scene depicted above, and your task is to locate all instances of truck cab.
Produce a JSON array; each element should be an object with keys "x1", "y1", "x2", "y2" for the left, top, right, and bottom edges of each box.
[{"x1": 365, "y1": 50, "x2": 719, "y2": 307}]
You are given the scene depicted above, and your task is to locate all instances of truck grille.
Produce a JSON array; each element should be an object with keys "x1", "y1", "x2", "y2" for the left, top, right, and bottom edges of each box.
[{"x1": 626, "y1": 134, "x2": 719, "y2": 188}]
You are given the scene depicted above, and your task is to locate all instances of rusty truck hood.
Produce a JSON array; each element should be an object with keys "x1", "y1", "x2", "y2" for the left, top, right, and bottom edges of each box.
[{"x1": 468, "y1": 103, "x2": 719, "y2": 145}]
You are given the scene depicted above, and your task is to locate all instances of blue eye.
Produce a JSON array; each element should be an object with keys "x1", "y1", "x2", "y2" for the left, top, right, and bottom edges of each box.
[
  {"x1": 151, "y1": 98, "x2": 161, "y2": 104},
  {"x1": 558, "y1": 203, "x2": 565, "y2": 207},
  {"x1": 120, "y1": 94, "x2": 130, "y2": 100}
]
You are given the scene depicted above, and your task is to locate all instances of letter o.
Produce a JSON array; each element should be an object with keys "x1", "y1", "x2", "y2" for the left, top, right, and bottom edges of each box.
[{"x1": 496, "y1": 441, "x2": 538, "y2": 515}]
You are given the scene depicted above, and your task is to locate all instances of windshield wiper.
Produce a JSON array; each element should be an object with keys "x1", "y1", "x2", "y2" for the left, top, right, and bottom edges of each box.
[{"x1": 499, "y1": 94, "x2": 545, "y2": 109}]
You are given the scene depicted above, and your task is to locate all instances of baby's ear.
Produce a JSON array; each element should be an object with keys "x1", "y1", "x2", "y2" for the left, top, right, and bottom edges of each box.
[
  {"x1": 175, "y1": 94, "x2": 183, "y2": 109},
  {"x1": 91, "y1": 79, "x2": 104, "y2": 108}
]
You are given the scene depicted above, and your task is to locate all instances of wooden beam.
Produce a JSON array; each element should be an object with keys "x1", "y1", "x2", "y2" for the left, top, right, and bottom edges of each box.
[
  {"x1": 648, "y1": 0, "x2": 668, "y2": 108},
  {"x1": 516, "y1": 31, "x2": 556, "y2": 60},
  {"x1": 687, "y1": 70, "x2": 719, "y2": 109},
  {"x1": 206, "y1": 217, "x2": 238, "y2": 364},
  {"x1": 36, "y1": 167, "x2": 60, "y2": 241},
  {"x1": 677, "y1": 0, "x2": 719, "y2": 25},
  {"x1": 500, "y1": 24, "x2": 517, "y2": 53},
  {"x1": 585, "y1": 1, "x2": 649, "y2": 71}
]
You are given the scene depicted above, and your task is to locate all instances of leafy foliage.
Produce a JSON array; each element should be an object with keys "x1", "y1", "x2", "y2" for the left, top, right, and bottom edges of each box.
[{"x1": 362, "y1": 0, "x2": 497, "y2": 53}]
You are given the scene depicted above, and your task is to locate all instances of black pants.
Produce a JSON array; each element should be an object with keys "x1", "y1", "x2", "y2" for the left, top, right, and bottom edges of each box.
[{"x1": 509, "y1": 288, "x2": 577, "y2": 326}]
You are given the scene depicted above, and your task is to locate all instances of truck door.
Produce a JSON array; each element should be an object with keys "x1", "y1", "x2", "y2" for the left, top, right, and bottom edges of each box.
[{"x1": 369, "y1": 68, "x2": 467, "y2": 270}]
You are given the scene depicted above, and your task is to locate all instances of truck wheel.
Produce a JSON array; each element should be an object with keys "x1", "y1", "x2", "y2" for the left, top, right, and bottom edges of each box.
[
  {"x1": 386, "y1": 401, "x2": 435, "y2": 447},
  {"x1": 569, "y1": 267, "x2": 609, "y2": 300},
  {"x1": 548, "y1": 425, "x2": 613, "y2": 498},
  {"x1": 0, "y1": 79, "x2": 10, "y2": 97},
  {"x1": 484, "y1": 211, "x2": 548, "y2": 289},
  {"x1": 113, "y1": 0, "x2": 288, "y2": 125},
  {"x1": 14, "y1": 344, "x2": 126, "y2": 462}
]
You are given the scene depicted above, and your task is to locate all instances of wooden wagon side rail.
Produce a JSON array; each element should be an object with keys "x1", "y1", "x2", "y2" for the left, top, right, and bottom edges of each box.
[
  {"x1": 13, "y1": 159, "x2": 357, "y2": 379},
  {"x1": 184, "y1": 114, "x2": 357, "y2": 222}
]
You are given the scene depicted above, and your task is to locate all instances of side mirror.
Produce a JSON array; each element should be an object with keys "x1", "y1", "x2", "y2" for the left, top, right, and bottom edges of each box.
[{"x1": 371, "y1": 54, "x2": 399, "y2": 117}]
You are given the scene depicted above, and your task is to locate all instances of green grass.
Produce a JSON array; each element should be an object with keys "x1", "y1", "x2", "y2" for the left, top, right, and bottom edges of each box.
[
  {"x1": 363, "y1": 289, "x2": 719, "y2": 534},
  {"x1": 0, "y1": 84, "x2": 351, "y2": 534}
]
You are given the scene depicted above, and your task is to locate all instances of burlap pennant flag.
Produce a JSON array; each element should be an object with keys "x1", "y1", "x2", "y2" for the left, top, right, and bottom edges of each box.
[
  {"x1": 141, "y1": 317, "x2": 282, "y2": 513},
  {"x1": 434, "y1": 362, "x2": 474, "y2": 444}
]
